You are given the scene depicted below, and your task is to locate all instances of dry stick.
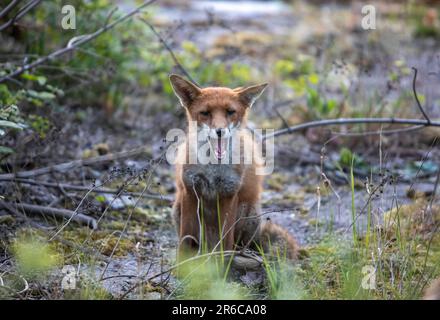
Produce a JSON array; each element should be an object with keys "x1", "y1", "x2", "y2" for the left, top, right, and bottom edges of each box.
[
  {"x1": 0, "y1": 0, "x2": 157, "y2": 83},
  {"x1": 0, "y1": 146, "x2": 151, "y2": 180},
  {"x1": 138, "y1": 16, "x2": 199, "y2": 86},
  {"x1": 0, "y1": 200, "x2": 97, "y2": 229},
  {"x1": 8, "y1": 178, "x2": 173, "y2": 202},
  {"x1": 331, "y1": 124, "x2": 425, "y2": 137},
  {"x1": 0, "y1": 0, "x2": 22, "y2": 20},
  {"x1": 264, "y1": 118, "x2": 440, "y2": 141},
  {"x1": 273, "y1": 105, "x2": 291, "y2": 129},
  {"x1": 412, "y1": 67, "x2": 431, "y2": 123},
  {"x1": 0, "y1": 0, "x2": 41, "y2": 31}
]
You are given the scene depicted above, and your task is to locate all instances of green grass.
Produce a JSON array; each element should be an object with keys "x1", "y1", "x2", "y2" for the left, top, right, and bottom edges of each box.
[{"x1": 350, "y1": 156, "x2": 358, "y2": 247}]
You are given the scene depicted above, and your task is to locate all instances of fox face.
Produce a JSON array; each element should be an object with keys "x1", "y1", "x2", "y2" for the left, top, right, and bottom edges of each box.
[{"x1": 169, "y1": 74, "x2": 267, "y2": 161}]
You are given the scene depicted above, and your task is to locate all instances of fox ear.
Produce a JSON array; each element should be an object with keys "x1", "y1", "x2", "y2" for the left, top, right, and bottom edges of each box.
[
  {"x1": 169, "y1": 74, "x2": 201, "y2": 108},
  {"x1": 236, "y1": 83, "x2": 268, "y2": 108}
]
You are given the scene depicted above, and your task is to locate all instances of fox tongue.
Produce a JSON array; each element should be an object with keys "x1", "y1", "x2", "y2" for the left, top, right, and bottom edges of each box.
[
  {"x1": 217, "y1": 139, "x2": 222, "y2": 154},
  {"x1": 214, "y1": 138, "x2": 227, "y2": 159}
]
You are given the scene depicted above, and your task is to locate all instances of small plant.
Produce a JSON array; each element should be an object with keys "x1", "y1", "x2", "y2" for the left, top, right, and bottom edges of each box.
[
  {"x1": 176, "y1": 256, "x2": 248, "y2": 300},
  {"x1": 13, "y1": 236, "x2": 60, "y2": 280}
]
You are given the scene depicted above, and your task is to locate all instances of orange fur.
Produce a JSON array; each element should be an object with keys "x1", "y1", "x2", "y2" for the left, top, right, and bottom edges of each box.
[{"x1": 169, "y1": 74, "x2": 299, "y2": 262}]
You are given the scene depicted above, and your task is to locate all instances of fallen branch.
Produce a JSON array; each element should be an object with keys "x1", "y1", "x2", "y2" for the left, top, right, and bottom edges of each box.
[
  {"x1": 0, "y1": 201, "x2": 97, "y2": 229},
  {"x1": 263, "y1": 118, "x2": 440, "y2": 141},
  {"x1": 0, "y1": 146, "x2": 151, "y2": 180},
  {"x1": 8, "y1": 178, "x2": 173, "y2": 202},
  {"x1": 0, "y1": 0, "x2": 157, "y2": 83}
]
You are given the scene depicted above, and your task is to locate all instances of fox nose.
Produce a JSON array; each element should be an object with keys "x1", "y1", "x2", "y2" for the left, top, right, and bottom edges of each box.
[{"x1": 216, "y1": 128, "x2": 223, "y2": 138}]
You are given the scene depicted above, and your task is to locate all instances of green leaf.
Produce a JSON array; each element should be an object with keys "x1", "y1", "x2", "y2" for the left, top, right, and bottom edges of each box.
[
  {"x1": 308, "y1": 73, "x2": 319, "y2": 85},
  {"x1": 0, "y1": 120, "x2": 24, "y2": 130},
  {"x1": 21, "y1": 73, "x2": 47, "y2": 85},
  {"x1": 95, "y1": 195, "x2": 106, "y2": 203},
  {"x1": 26, "y1": 90, "x2": 56, "y2": 101},
  {"x1": 0, "y1": 146, "x2": 14, "y2": 154}
]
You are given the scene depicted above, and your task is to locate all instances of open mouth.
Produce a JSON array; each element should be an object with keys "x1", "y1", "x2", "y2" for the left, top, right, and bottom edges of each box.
[{"x1": 208, "y1": 137, "x2": 228, "y2": 160}]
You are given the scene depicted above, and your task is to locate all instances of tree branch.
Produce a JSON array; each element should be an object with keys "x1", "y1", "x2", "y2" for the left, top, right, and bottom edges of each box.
[
  {"x1": 7, "y1": 178, "x2": 173, "y2": 202},
  {"x1": 412, "y1": 67, "x2": 431, "y2": 123},
  {"x1": 0, "y1": 0, "x2": 22, "y2": 20},
  {"x1": 0, "y1": 200, "x2": 97, "y2": 229},
  {"x1": 263, "y1": 118, "x2": 440, "y2": 141},
  {"x1": 0, "y1": 0, "x2": 41, "y2": 32}
]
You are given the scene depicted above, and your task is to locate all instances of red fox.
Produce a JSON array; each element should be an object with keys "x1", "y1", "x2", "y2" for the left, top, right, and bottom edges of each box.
[{"x1": 169, "y1": 74, "x2": 299, "y2": 263}]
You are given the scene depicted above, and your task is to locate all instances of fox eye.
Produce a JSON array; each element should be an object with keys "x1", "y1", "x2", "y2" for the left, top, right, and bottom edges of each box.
[
  {"x1": 226, "y1": 109, "x2": 236, "y2": 116},
  {"x1": 200, "y1": 111, "x2": 210, "y2": 116}
]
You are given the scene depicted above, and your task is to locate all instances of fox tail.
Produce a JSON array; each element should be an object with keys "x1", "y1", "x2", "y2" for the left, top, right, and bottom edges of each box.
[{"x1": 258, "y1": 219, "x2": 299, "y2": 261}]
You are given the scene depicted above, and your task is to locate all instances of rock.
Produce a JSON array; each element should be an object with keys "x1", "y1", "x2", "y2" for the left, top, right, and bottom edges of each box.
[
  {"x1": 102, "y1": 194, "x2": 135, "y2": 210},
  {"x1": 146, "y1": 292, "x2": 162, "y2": 300},
  {"x1": 406, "y1": 183, "x2": 436, "y2": 200}
]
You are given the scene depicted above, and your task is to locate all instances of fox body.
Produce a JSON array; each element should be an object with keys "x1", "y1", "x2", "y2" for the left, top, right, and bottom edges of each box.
[{"x1": 169, "y1": 74, "x2": 298, "y2": 261}]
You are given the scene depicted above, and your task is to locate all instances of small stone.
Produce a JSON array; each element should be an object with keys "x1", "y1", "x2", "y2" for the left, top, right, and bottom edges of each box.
[{"x1": 406, "y1": 183, "x2": 435, "y2": 200}]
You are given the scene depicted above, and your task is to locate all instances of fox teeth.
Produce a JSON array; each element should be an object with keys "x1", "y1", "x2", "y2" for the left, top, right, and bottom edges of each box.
[{"x1": 208, "y1": 138, "x2": 228, "y2": 160}]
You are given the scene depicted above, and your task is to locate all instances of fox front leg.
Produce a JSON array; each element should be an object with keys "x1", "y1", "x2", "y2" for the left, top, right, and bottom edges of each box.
[{"x1": 178, "y1": 192, "x2": 200, "y2": 260}]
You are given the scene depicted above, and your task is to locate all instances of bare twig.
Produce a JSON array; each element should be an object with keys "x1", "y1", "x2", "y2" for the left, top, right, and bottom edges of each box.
[
  {"x1": 0, "y1": 0, "x2": 41, "y2": 31},
  {"x1": 273, "y1": 105, "x2": 290, "y2": 129},
  {"x1": 264, "y1": 118, "x2": 440, "y2": 141},
  {"x1": 0, "y1": 201, "x2": 97, "y2": 229},
  {"x1": 412, "y1": 67, "x2": 431, "y2": 123},
  {"x1": 330, "y1": 124, "x2": 425, "y2": 137},
  {"x1": 0, "y1": 0, "x2": 22, "y2": 20},
  {"x1": 138, "y1": 16, "x2": 199, "y2": 86},
  {"x1": 0, "y1": 0, "x2": 157, "y2": 83},
  {"x1": 4, "y1": 178, "x2": 173, "y2": 202}
]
